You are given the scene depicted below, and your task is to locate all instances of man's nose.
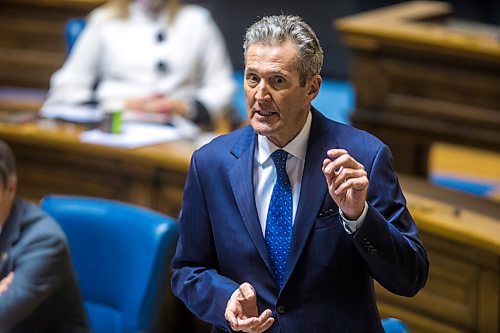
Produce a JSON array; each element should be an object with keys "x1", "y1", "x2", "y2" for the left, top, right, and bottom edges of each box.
[{"x1": 255, "y1": 81, "x2": 271, "y2": 101}]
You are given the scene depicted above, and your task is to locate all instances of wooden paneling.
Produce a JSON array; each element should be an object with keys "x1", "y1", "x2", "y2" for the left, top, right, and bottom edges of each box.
[
  {"x1": 377, "y1": 231, "x2": 498, "y2": 333},
  {"x1": 335, "y1": 1, "x2": 500, "y2": 175},
  {"x1": 0, "y1": 0, "x2": 103, "y2": 89},
  {"x1": 382, "y1": 176, "x2": 500, "y2": 333},
  {"x1": 0, "y1": 119, "x2": 191, "y2": 218}
]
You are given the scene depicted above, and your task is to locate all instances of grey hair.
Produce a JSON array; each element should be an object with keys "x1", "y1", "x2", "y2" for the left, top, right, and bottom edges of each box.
[
  {"x1": 243, "y1": 15, "x2": 323, "y2": 86},
  {"x1": 0, "y1": 140, "x2": 15, "y2": 188}
]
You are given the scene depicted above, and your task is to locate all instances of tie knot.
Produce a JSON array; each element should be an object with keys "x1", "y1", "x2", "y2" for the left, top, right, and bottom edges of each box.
[{"x1": 271, "y1": 149, "x2": 288, "y2": 172}]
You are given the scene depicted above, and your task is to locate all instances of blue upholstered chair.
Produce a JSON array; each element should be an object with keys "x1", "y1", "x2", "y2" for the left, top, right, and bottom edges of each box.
[
  {"x1": 40, "y1": 195, "x2": 179, "y2": 333},
  {"x1": 65, "y1": 18, "x2": 86, "y2": 54},
  {"x1": 382, "y1": 317, "x2": 410, "y2": 333}
]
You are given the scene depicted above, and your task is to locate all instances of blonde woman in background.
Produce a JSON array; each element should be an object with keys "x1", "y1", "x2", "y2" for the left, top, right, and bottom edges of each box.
[{"x1": 43, "y1": 0, "x2": 235, "y2": 130}]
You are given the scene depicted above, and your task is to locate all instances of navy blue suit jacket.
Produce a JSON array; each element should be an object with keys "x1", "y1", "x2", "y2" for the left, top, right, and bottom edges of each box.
[{"x1": 172, "y1": 109, "x2": 429, "y2": 332}]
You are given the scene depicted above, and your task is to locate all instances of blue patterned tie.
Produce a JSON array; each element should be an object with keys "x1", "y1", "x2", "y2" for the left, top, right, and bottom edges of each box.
[{"x1": 265, "y1": 149, "x2": 293, "y2": 288}]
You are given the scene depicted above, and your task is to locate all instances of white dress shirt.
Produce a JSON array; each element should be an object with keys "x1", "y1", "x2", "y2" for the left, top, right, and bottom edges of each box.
[
  {"x1": 254, "y1": 112, "x2": 311, "y2": 235},
  {"x1": 254, "y1": 111, "x2": 367, "y2": 235},
  {"x1": 43, "y1": 2, "x2": 235, "y2": 118}
]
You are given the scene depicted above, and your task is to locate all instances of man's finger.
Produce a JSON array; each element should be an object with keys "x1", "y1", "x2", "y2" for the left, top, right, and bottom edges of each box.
[
  {"x1": 257, "y1": 317, "x2": 275, "y2": 333},
  {"x1": 0, "y1": 272, "x2": 14, "y2": 294},
  {"x1": 225, "y1": 307, "x2": 238, "y2": 328},
  {"x1": 239, "y1": 282, "x2": 256, "y2": 301},
  {"x1": 330, "y1": 168, "x2": 367, "y2": 191},
  {"x1": 322, "y1": 158, "x2": 330, "y2": 171},
  {"x1": 322, "y1": 160, "x2": 336, "y2": 184},
  {"x1": 225, "y1": 288, "x2": 243, "y2": 327},
  {"x1": 249, "y1": 309, "x2": 274, "y2": 332},
  {"x1": 236, "y1": 316, "x2": 259, "y2": 328},
  {"x1": 256, "y1": 309, "x2": 273, "y2": 323},
  {"x1": 323, "y1": 154, "x2": 349, "y2": 175},
  {"x1": 334, "y1": 176, "x2": 368, "y2": 196},
  {"x1": 326, "y1": 149, "x2": 348, "y2": 158},
  {"x1": 325, "y1": 154, "x2": 363, "y2": 175}
]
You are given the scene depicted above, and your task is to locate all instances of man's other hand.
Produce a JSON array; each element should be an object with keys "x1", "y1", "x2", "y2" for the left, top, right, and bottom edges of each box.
[
  {"x1": 224, "y1": 282, "x2": 274, "y2": 333},
  {"x1": 322, "y1": 149, "x2": 368, "y2": 220}
]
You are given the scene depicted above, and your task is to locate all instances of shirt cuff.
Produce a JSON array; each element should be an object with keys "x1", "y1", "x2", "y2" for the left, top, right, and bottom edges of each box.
[{"x1": 340, "y1": 202, "x2": 368, "y2": 234}]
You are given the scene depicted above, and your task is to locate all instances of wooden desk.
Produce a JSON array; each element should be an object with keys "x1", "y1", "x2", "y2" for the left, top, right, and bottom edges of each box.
[
  {"x1": 1, "y1": 120, "x2": 498, "y2": 333},
  {"x1": 335, "y1": 1, "x2": 500, "y2": 175},
  {"x1": 380, "y1": 176, "x2": 499, "y2": 333},
  {"x1": 0, "y1": 119, "x2": 194, "y2": 218}
]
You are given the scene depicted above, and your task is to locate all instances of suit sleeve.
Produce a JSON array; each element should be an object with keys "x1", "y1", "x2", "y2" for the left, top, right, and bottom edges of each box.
[
  {"x1": 352, "y1": 144, "x2": 429, "y2": 296},
  {"x1": 0, "y1": 227, "x2": 70, "y2": 331},
  {"x1": 171, "y1": 153, "x2": 238, "y2": 329}
]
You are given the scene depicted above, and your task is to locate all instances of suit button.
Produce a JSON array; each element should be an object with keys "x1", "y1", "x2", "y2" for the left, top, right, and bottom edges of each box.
[{"x1": 276, "y1": 305, "x2": 286, "y2": 314}]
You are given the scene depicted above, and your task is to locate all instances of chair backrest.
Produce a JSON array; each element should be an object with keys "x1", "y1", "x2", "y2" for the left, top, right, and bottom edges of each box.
[
  {"x1": 40, "y1": 195, "x2": 179, "y2": 333},
  {"x1": 65, "y1": 18, "x2": 86, "y2": 55},
  {"x1": 381, "y1": 317, "x2": 410, "y2": 333}
]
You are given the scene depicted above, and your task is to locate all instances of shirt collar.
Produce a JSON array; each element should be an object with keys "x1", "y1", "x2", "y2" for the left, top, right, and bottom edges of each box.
[{"x1": 257, "y1": 111, "x2": 312, "y2": 165}]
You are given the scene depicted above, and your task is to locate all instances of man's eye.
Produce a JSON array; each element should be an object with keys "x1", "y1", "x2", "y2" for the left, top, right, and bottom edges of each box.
[
  {"x1": 246, "y1": 74, "x2": 259, "y2": 86},
  {"x1": 273, "y1": 77, "x2": 285, "y2": 85}
]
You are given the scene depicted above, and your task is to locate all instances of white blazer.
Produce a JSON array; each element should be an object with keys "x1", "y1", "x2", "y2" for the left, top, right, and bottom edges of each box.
[{"x1": 44, "y1": 2, "x2": 235, "y2": 118}]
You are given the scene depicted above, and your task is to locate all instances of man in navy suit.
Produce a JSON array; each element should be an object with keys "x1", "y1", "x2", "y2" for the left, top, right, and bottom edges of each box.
[
  {"x1": 172, "y1": 15, "x2": 429, "y2": 332},
  {"x1": 0, "y1": 140, "x2": 90, "y2": 332}
]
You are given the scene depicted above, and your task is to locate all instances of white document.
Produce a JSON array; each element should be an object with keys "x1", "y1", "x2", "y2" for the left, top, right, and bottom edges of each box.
[
  {"x1": 42, "y1": 105, "x2": 201, "y2": 147},
  {"x1": 80, "y1": 123, "x2": 181, "y2": 148},
  {"x1": 39, "y1": 105, "x2": 103, "y2": 123}
]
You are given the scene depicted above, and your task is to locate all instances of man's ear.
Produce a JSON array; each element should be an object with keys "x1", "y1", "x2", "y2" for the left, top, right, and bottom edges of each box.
[
  {"x1": 6, "y1": 175, "x2": 17, "y2": 197},
  {"x1": 306, "y1": 75, "x2": 322, "y2": 100}
]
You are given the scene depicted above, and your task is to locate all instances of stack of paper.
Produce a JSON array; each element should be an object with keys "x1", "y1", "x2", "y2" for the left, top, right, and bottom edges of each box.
[{"x1": 80, "y1": 123, "x2": 180, "y2": 148}]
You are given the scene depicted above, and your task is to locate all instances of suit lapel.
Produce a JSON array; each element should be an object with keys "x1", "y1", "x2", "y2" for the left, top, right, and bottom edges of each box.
[
  {"x1": 282, "y1": 109, "x2": 338, "y2": 287},
  {"x1": 228, "y1": 111, "x2": 340, "y2": 287},
  {"x1": 228, "y1": 127, "x2": 274, "y2": 273}
]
